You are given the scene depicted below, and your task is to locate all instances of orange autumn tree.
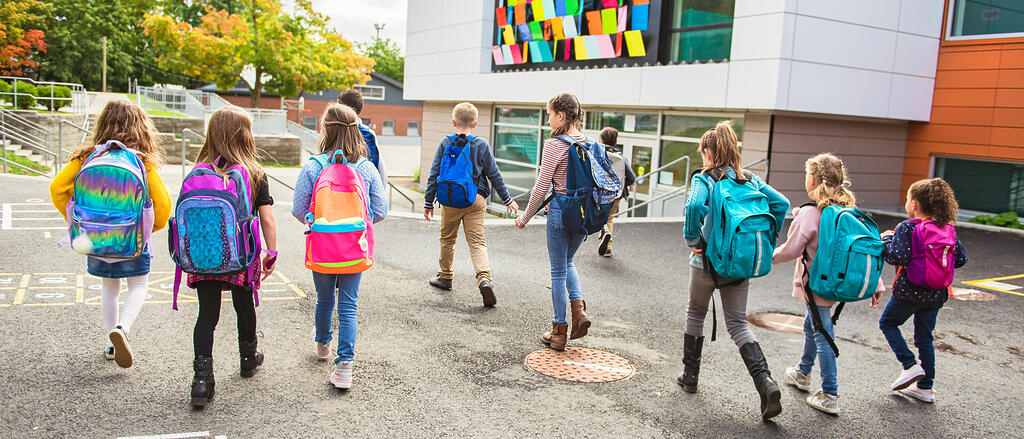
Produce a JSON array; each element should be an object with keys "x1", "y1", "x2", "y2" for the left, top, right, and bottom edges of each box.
[
  {"x1": 0, "y1": 1, "x2": 50, "y2": 76},
  {"x1": 143, "y1": 0, "x2": 373, "y2": 107}
]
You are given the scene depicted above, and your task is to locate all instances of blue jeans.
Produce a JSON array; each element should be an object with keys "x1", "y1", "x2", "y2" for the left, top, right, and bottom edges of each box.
[
  {"x1": 879, "y1": 298, "x2": 940, "y2": 390},
  {"x1": 799, "y1": 305, "x2": 838, "y2": 396},
  {"x1": 547, "y1": 195, "x2": 586, "y2": 324},
  {"x1": 312, "y1": 272, "x2": 362, "y2": 363}
]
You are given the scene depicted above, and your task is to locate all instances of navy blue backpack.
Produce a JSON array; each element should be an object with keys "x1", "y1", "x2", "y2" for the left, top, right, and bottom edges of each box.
[
  {"x1": 435, "y1": 134, "x2": 478, "y2": 208},
  {"x1": 358, "y1": 124, "x2": 381, "y2": 170},
  {"x1": 543, "y1": 135, "x2": 621, "y2": 235}
]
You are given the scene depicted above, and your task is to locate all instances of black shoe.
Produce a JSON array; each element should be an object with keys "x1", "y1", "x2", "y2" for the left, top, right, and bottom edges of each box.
[
  {"x1": 478, "y1": 280, "x2": 496, "y2": 307},
  {"x1": 676, "y1": 334, "x2": 704, "y2": 393},
  {"x1": 239, "y1": 339, "x2": 264, "y2": 378},
  {"x1": 191, "y1": 356, "x2": 215, "y2": 407},
  {"x1": 739, "y1": 342, "x2": 782, "y2": 420},
  {"x1": 598, "y1": 233, "x2": 612, "y2": 257},
  {"x1": 429, "y1": 277, "x2": 452, "y2": 291}
]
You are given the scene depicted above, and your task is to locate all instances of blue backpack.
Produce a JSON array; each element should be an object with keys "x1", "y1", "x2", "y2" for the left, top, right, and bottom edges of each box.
[
  {"x1": 358, "y1": 124, "x2": 380, "y2": 170},
  {"x1": 801, "y1": 204, "x2": 885, "y2": 357},
  {"x1": 543, "y1": 135, "x2": 621, "y2": 235},
  {"x1": 435, "y1": 134, "x2": 478, "y2": 208},
  {"x1": 701, "y1": 169, "x2": 778, "y2": 282}
]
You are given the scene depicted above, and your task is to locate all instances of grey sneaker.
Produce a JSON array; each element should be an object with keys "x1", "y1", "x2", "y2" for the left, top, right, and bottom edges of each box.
[
  {"x1": 806, "y1": 389, "x2": 839, "y2": 415},
  {"x1": 785, "y1": 366, "x2": 811, "y2": 392},
  {"x1": 330, "y1": 360, "x2": 353, "y2": 389}
]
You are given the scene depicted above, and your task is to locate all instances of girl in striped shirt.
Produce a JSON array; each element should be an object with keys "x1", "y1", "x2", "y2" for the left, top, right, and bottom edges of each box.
[{"x1": 516, "y1": 92, "x2": 592, "y2": 351}]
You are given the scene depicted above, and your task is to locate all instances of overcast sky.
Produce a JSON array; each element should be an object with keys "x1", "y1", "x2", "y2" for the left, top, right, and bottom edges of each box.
[{"x1": 310, "y1": 0, "x2": 408, "y2": 53}]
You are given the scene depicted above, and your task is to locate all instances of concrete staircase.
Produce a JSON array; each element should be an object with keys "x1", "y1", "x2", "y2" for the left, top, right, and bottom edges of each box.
[{"x1": 2, "y1": 138, "x2": 54, "y2": 171}]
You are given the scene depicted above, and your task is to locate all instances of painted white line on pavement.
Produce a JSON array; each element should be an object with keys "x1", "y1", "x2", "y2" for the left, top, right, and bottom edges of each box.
[
  {"x1": 975, "y1": 281, "x2": 1021, "y2": 291},
  {"x1": 117, "y1": 432, "x2": 214, "y2": 439}
]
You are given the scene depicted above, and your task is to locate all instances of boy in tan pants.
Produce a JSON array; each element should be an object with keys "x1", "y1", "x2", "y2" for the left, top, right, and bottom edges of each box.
[{"x1": 424, "y1": 103, "x2": 518, "y2": 306}]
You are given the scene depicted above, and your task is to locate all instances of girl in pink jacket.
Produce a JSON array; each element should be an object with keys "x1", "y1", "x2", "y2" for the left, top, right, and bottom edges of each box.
[{"x1": 771, "y1": 153, "x2": 884, "y2": 416}]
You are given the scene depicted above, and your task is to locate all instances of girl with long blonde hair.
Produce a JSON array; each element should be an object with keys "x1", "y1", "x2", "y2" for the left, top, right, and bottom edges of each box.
[
  {"x1": 186, "y1": 106, "x2": 278, "y2": 407},
  {"x1": 49, "y1": 99, "x2": 171, "y2": 369},
  {"x1": 291, "y1": 103, "x2": 387, "y2": 389}
]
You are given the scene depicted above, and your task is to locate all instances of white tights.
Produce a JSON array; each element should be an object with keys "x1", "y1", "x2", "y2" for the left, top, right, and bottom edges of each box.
[{"x1": 101, "y1": 275, "x2": 149, "y2": 339}]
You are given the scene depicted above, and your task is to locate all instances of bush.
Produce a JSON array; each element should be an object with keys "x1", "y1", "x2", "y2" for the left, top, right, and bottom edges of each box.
[
  {"x1": 11, "y1": 82, "x2": 37, "y2": 110},
  {"x1": 35, "y1": 85, "x2": 72, "y2": 111},
  {"x1": 968, "y1": 211, "x2": 1024, "y2": 230},
  {"x1": 0, "y1": 79, "x2": 10, "y2": 98}
]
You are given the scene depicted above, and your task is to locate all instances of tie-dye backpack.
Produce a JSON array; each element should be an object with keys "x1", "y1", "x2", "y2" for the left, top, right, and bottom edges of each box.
[
  {"x1": 303, "y1": 151, "x2": 374, "y2": 274},
  {"x1": 67, "y1": 140, "x2": 152, "y2": 259},
  {"x1": 168, "y1": 159, "x2": 261, "y2": 308}
]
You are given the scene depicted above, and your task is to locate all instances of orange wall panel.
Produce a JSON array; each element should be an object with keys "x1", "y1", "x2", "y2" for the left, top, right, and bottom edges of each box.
[
  {"x1": 928, "y1": 106, "x2": 994, "y2": 126},
  {"x1": 931, "y1": 88, "x2": 996, "y2": 107},
  {"x1": 934, "y1": 69, "x2": 999, "y2": 88},
  {"x1": 994, "y1": 89, "x2": 1024, "y2": 107},
  {"x1": 907, "y1": 124, "x2": 991, "y2": 145},
  {"x1": 936, "y1": 50, "x2": 1002, "y2": 70},
  {"x1": 992, "y1": 108, "x2": 1024, "y2": 127},
  {"x1": 997, "y1": 69, "x2": 1024, "y2": 88},
  {"x1": 989, "y1": 127, "x2": 1024, "y2": 147},
  {"x1": 1000, "y1": 49, "x2": 1024, "y2": 68}
]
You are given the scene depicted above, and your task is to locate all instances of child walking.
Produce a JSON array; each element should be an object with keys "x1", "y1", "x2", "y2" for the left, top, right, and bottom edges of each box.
[
  {"x1": 772, "y1": 153, "x2": 884, "y2": 415},
  {"x1": 677, "y1": 121, "x2": 789, "y2": 420},
  {"x1": 879, "y1": 178, "x2": 967, "y2": 403},
  {"x1": 185, "y1": 106, "x2": 278, "y2": 407},
  {"x1": 424, "y1": 102, "x2": 518, "y2": 306},
  {"x1": 515, "y1": 92, "x2": 593, "y2": 351},
  {"x1": 292, "y1": 103, "x2": 387, "y2": 389},
  {"x1": 338, "y1": 88, "x2": 388, "y2": 185},
  {"x1": 49, "y1": 100, "x2": 171, "y2": 369},
  {"x1": 597, "y1": 127, "x2": 636, "y2": 257}
]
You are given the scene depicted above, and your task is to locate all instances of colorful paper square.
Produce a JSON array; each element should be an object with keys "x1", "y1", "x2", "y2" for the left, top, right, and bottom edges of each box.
[
  {"x1": 542, "y1": 0, "x2": 556, "y2": 20},
  {"x1": 583, "y1": 35, "x2": 603, "y2": 59},
  {"x1": 566, "y1": 0, "x2": 579, "y2": 15},
  {"x1": 586, "y1": 10, "x2": 603, "y2": 35},
  {"x1": 596, "y1": 34, "x2": 615, "y2": 58},
  {"x1": 574, "y1": 36, "x2": 588, "y2": 60},
  {"x1": 624, "y1": 30, "x2": 645, "y2": 56},
  {"x1": 503, "y1": 25, "x2": 516, "y2": 45},
  {"x1": 552, "y1": 17, "x2": 565, "y2": 39},
  {"x1": 492, "y1": 46, "x2": 506, "y2": 65},
  {"x1": 617, "y1": 5, "x2": 627, "y2": 33},
  {"x1": 518, "y1": 23, "x2": 533, "y2": 42},
  {"x1": 632, "y1": 3, "x2": 648, "y2": 31},
  {"x1": 562, "y1": 16, "x2": 579, "y2": 38},
  {"x1": 601, "y1": 0, "x2": 618, "y2": 8},
  {"x1": 601, "y1": 8, "x2": 617, "y2": 34},
  {"x1": 514, "y1": 3, "x2": 526, "y2": 25},
  {"x1": 496, "y1": 7, "x2": 508, "y2": 27},
  {"x1": 531, "y1": 0, "x2": 545, "y2": 21},
  {"x1": 528, "y1": 21, "x2": 543, "y2": 40},
  {"x1": 509, "y1": 44, "x2": 523, "y2": 64},
  {"x1": 555, "y1": 0, "x2": 567, "y2": 16}
]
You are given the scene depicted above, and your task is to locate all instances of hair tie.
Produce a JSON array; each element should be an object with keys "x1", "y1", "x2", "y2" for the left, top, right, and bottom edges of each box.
[{"x1": 325, "y1": 121, "x2": 357, "y2": 127}]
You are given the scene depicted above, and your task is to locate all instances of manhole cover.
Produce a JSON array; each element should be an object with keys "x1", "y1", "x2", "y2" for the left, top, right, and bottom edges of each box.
[
  {"x1": 747, "y1": 312, "x2": 804, "y2": 335},
  {"x1": 525, "y1": 347, "x2": 634, "y2": 383},
  {"x1": 951, "y1": 287, "x2": 999, "y2": 301}
]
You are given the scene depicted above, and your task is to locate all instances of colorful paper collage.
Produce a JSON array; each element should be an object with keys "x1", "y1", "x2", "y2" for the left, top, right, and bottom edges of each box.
[{"x1": 494, "y1": 0, "x2": 647, "y2": 65}]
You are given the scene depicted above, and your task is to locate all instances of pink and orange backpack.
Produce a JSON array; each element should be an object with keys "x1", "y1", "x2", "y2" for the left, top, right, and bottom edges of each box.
[{"x1": 304, "y1": 151, "x2": 375, "y2": 274}]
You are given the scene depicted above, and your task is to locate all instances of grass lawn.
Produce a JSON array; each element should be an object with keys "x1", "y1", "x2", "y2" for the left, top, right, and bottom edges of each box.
[
  {"x1": 0, "y1": 103, "x2": 75, "y2": 114},
  {"x1": 1, "y1": 150, "x2": 51, "y2": 176},
  {"x1": 260, "y1": 161, "x2": 301, "y2": 168}
]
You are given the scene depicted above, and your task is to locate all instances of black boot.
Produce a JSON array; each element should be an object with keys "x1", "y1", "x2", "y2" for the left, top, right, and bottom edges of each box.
[
  {"x1": 191, "y1": 356, "x2": 215, "y2": 407},
  {"x1": 239, "y1": 339, "x2": 264, "y2": 378},
  {"x1": 676, "y1": 334, "x2": 704, "y2": 393},
  {"x1": 739, "y1": 342, "x2": 782, "y2": 420}
]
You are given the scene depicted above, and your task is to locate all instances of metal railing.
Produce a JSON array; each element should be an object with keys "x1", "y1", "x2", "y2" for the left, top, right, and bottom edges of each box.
[
  {"x1": 388, "y1": 181, "x2": 417, "y2": 212},
  {"x1": 287, "y1": 120, "x2": 319, "y2": 155},
  {"x1": 617, "y1": 156, "x2": 691, "y2": 218},
  {"x1": 0, "y1": 76, "x2": 88, "y2": 114},
  {"x1": 179, "y1": 128, "x2": 294, "y2": 190},
  {"x1": 133, "y1": 84, "x2": 205, "y2": 119},
  {"x1": 247, "y1": 108, "x2": 288, "y2": 135},
  {"x1": 0, "y1": 108, "x2": 58, "y2": 175},
  {"x1": 57, "y1": 119, "x2": 91, "y2": 170}
]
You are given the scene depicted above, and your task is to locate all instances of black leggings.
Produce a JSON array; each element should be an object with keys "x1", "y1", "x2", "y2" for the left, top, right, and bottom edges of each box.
[{"x1": 193, "y1": 281, "x2": 257, "y2": 358}]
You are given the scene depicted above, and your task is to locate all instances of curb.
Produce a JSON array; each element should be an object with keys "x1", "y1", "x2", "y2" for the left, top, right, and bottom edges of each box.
[
  {"x1": 863, "y1": 209, "x2": 1024, "y2": 237},
  {"x1": 387, "y1": 210, "x2": 684, "y2": 226}
]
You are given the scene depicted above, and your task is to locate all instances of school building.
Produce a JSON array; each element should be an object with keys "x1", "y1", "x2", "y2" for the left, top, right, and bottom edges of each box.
[{"x1": 404, "y1": 0, "x2": 1024, "y2": 217}]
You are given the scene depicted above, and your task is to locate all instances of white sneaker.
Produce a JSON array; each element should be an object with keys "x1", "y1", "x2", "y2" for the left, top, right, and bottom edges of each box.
[
  {"x1": 899, "y1": 383, "x2": 935, "y2": 403},
  {"x1": 108, "y1": 326, "x2": 133, "y2": 368},
  {"x1": 330, "y1": 361, "x2": 353, "y2": 389},
  {"x1": 806, "y1": 389, "x2": 840, "y2": 415},
  {"x1": 891, "y1": 363, "x2": 925, "y2": 391},
  {"x1": 785, "y1": 366, "x2": 811, "y2": 392},
  {"x1": 104, "y1": 345, "x2": 115, "y2": 360},
  {"x1": 316, "y1": 342, "x2": 331, "y2": 361}
]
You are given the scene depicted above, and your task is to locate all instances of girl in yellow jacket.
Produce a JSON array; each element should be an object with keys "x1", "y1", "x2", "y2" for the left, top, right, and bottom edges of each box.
[{"x1": 49, "y1": 100, "x2": 171, "y2": 368}]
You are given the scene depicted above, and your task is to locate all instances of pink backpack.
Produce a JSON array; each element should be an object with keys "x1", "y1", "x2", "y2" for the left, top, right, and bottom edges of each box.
[
  {"x1": 303, "y1": 152, "x2": 374, "y2": 274},
  {"x1": 906, "y1": 218, "x2": 956, "y2": 290}
]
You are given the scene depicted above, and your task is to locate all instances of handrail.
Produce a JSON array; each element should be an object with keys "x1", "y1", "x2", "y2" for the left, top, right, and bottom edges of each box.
[
  {"x1": 0, "y1": 76, "x2": 88, "y2": 114},
  {"x1": 388, "y1": 181, "x2": 417, "y2": 212},
  {"x1": 634, "y1": 155, "x2": 691, "y2": 183},
  {"x1": 0, "y1": 157, "x2": 48, "y2": 176},
  {"x1": 58, "y1": 119, "x2": 91, "y2": 170},
  {"x1": 0, "y1": 107, "x2": 47, "y2": 132}
]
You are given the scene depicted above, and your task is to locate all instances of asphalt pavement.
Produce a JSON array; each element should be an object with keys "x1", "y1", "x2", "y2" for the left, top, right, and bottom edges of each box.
[{"x1": 1, "y1": 172, "x2": 1022, "y2": 438}]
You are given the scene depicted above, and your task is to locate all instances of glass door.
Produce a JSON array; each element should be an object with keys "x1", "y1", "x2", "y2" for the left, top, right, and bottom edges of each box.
[{"x1": 620, "y1": 138, "x2": 658, "y2": 217}]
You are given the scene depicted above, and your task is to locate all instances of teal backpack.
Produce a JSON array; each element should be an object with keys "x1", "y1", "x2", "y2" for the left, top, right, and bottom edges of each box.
[
  {"x1": 702, "y1": 169, "x2": 778, "y2": 283},
  {"x1": 801, "y1": 204, "x2": 885, "y2": 357}
]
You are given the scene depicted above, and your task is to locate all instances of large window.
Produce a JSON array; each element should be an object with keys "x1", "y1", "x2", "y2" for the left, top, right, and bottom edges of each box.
[
  {"x1": 585, "y1": 111, "x2": 658, "y2": 135},
  {"x1": 493, "y1": 107, "x2": 545, "y2": 204},
  {"x1": 949, "y1": 0, "x2": 1024, "y2": 39},
  {"x1": 935, "y1": 157, "x2": 1024, "y2": 215},
  {"x1": 494, "y1": 126, "x2": 541, "y2": 164},
  {"x1": 658, "y1": 115, "x2": 743, "y2": 187},
  {"x1": 382, "y1": 120, "x2": 395, "y2": 135},
  {"x1": 408, "y1": 121, "x2": 420, "y2": 137},
  {"x1": 666, "y1": 0, "x2": 735, "y2": 63}
]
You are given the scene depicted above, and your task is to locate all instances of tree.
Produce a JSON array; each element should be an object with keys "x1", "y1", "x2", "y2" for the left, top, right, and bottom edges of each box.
[
  {"x1": 360, "y1": 37, "x2": 404, "y2": 83},
  {"x1": 35, "y1": 0, "x2": 187, "y2": 92},
  {"x1": 144, "y1": 0, "x2": 374, "y2": 107},
  {"x1": 0, "y1": 0, "x2": 50, "y2": 76}
]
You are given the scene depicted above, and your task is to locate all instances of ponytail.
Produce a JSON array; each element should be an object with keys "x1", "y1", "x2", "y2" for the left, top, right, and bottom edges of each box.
[{"x1": 699, "y1": 120, "x2": 742, "y2": 175}]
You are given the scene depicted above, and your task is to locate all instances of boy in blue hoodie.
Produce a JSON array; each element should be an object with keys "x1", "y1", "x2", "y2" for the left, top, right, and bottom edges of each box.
[
  {"x1": 424, "y1": 102, "x2": 518, "y2": 306},
  {"x1": 338, "y1": 89, "x2": 388, "y2": 185}
]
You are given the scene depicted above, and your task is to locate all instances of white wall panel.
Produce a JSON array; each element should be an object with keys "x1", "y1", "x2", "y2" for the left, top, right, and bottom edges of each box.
[
  {"x1": 582, "y1": 68, "x2": 643, "y2": 106},
  {"x1": 899, "y1": 0, "x2": 946, "y2": 37},
  {"x1": 894, "y1": 33, "x2": 940, "y2": 77},
  {"x1": 734, "y1": 0, "x2": 796, "y2": 17},
  {"x1": 792, "y1": 16, "x2": 897, "y2": 71},
  {"x1": 889, "y1": 75, "x2": 935, "y2": 121},
  {"x1": 731, "y1": 12, "x2": 794, "y2": 60},
  {"x1": 796, "y1": 0, "x2": 900, "y2": 30},
  {"x1": 639, "y1": 63, "x2": 729, "y2": 108},
  {"x1": 407, "y1": 1, "x2": 443, "y2": 34},
  {"x1": 787, "y1": 62, "x2": 892, "y2": 117},
  {"x1": 726, "y1": 59, "x2": 787, "y2": 110}
]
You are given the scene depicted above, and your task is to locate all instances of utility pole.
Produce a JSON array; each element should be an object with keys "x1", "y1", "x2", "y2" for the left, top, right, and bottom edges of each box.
[
  {"x1": 101, "y1": 37, "x2": 107, "y2": 93},
  {"x1": 373, "y1": 23, "x2": 385, "y2": 42}
]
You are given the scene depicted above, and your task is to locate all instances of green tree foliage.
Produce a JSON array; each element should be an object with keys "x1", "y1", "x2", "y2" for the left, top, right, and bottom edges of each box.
[
  {"x1": 0, "y1": 0, "x2": 50, "y2": 76},
  {"x1": 144, "y1": 0, "x2": 374, "y2": 107},
  {"x1": 34, "y1": 0, "x2": 187, "y2": 92},
  {"x1": 360, "y1": 37, "x2": 404, "y2": 83},
  {"x1": 158, "y1": 0, "x2": 245, "y2": 27}
]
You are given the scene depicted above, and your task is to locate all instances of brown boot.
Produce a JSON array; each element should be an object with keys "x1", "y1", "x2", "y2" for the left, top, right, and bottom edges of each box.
[
  {"x1": 569, "y1": 299, "x2": 591, "y2": 340},
  {"x1": 541, "y1": 321, "x2": 568, "y2": 351}
]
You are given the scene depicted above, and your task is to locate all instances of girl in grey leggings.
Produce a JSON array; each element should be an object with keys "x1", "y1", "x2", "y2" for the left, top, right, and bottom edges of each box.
[{"x1": 677, "y1": 121, "x2": 790, "y2": 420}]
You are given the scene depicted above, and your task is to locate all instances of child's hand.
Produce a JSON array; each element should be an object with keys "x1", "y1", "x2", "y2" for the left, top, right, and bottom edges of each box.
[
  {"x1": 261, "y1": 254, "x2": 276, "y2": 280},
  {"x1": 515, "y1": 218, "x2": 526, "y2": 229},
  {"x1": 881, "y1": 230, "x2": 894, "y2": 238},
  {"x1": 870, "y1": 291, "x2": 883, "y2": 309},
  {"x1": 507, "y1": 200, "x2": 520, "y2": 216},
  {"x1": 690, "y1": 246, "x2": 704, "y2": 257},
  {"x1": 424, "y1": 208, "x2": 433, "y2": 221}
]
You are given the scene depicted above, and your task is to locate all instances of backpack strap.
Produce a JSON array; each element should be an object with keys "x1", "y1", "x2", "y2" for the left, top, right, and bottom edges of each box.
[{"x1": 801, "y1": 251, "x2": 840, "y2": 357}]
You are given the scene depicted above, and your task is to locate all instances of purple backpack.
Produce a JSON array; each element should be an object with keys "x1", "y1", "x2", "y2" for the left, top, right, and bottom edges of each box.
[
  {"x1": 906, "y1": 218, "x2": 956, "y2": 290},
  {"x1": 168, "y1": 160, "x2": 262, "y2": 309}
]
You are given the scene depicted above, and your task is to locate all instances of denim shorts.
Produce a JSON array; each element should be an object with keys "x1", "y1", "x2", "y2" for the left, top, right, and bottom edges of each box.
[{"x1": 87, "y1": 253, "x2": 152, "y2": 278}]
